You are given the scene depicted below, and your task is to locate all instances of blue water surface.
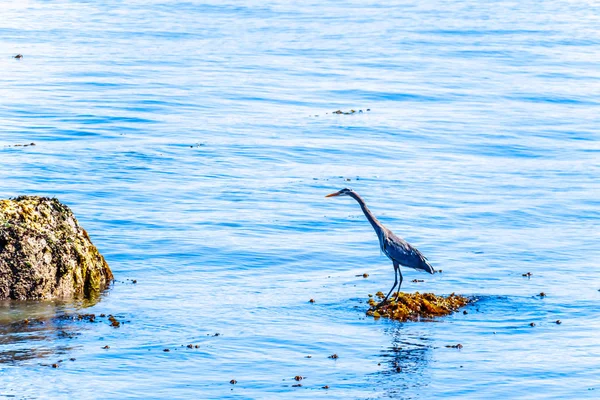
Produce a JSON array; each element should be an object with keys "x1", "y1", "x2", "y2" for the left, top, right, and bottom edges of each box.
[{"x1": 1, "y1": 0, "x2": 599, "y2": 399}]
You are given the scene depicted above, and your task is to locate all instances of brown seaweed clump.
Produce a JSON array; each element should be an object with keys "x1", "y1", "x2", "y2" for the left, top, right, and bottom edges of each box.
[
  {"x1": 366, "y1": 291, "x2": 472, "y2": 321},
  {"x1": 0, "y1": 196, "x2": 113, "y2": 300}
]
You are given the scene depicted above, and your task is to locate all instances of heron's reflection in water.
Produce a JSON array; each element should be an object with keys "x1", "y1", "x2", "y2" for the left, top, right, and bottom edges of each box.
[
  {"x1": 373, "y1": 325, "x2": 435, "y2": 396},
  {"x1": 0, "y1": 297, "x2": 100, "y2": 364}
]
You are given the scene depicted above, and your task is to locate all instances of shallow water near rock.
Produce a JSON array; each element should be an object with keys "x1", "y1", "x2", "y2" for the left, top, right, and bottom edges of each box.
[{"x1": 1, "y1": 0, "x2": 599, "y2": 399}]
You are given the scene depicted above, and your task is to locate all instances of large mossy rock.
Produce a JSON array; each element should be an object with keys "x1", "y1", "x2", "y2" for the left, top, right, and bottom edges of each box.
[
  {"x1": 366, "y1": 291, "x2": 472, "y2": 321},
  {"x1": 0, "y1": 196, "x2": 113, "y2": 300}
]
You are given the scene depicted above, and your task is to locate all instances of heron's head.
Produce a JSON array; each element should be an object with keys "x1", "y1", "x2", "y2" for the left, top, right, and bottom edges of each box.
[{"x1": 325, "y1": 188, "x2": 354, "y2": 198}]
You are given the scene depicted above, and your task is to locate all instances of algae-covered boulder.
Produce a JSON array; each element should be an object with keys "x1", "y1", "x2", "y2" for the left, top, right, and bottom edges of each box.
[
  {"x1": 0, "y1": 196, "x2": 113, "y2": 300},
  {"x1": 367, "y1": 291, "x2": 472, "y2": 321}
]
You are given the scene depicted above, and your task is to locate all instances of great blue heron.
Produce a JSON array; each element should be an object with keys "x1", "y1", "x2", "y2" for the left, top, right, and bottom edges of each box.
[{"x1": 326, "y1": 188, "x2": 435, "y2": 306}]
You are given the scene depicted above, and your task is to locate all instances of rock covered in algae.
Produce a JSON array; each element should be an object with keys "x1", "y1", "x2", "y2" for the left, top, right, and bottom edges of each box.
[
  {"x1": 366, "y1": 291, "x2": 471, "y2": 321},
  {"x1": 0, "y1": 196, "x2": 113, "y2": 300}
]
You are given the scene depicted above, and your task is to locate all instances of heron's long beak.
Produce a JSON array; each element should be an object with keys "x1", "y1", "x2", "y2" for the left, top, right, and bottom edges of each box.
[{"x1": 325, "y1": 191, "x2": 341, "y2": 198}]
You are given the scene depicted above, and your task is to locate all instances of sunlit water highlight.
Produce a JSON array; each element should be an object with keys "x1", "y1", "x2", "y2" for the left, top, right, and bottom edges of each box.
[{"x1": 1, "y1": 0, "x2": 599, "y2": 398}]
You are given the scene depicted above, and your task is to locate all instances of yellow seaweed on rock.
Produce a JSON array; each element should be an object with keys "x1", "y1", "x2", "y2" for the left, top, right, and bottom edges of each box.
[
  {"x1": 0, "y1": 196, "x2": 113, "y2": 300},
  {"x1": 366, "y1": 292, "x2": 471, "y2": 321}
]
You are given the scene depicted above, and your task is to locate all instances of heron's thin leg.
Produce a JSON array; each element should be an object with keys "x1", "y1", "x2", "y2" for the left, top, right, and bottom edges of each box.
[
  {"x1": 395, "y1": 266, "x2": 403, "y2": 301},
  {"x1": 376, "y1": 263, "x2": 398, "y2": 308}
]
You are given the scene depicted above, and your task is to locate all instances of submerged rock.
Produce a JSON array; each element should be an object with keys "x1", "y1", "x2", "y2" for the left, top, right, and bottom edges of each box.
[
  {"x1": 0, "y1": 196, "x2": 113, "y2": 300},
  {"x1": 366, "y1": 292, "x2": 471, "y2": 321}
]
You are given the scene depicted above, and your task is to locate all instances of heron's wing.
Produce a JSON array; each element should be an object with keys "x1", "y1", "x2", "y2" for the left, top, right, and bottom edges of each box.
[{"x1": 383, "y1": 231, "x2": 435, "y2": 274}]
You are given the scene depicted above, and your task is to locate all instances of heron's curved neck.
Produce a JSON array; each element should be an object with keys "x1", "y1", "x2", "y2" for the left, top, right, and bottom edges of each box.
[{"x1": 349, "y1": 192, "x2": 384, "y2": 236}]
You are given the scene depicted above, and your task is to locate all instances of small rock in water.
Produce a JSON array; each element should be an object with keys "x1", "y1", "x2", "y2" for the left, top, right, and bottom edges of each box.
[
  {"x1": 530, "y1": 322, "x2": 536, "y2": 327},
  {"x1": 329, "y1": 354, "x2": 339, "y2": 359},
  {"x1": 445, "y1": 344, "x2": 463, "y2": 349},
  {"x1": 556, "y1": 320, "x2": 562, "y2": 324},
  {"x1": 332, "y1": 109, "x2": 360, "y2": 115},
  {"x1": 108, "y1": 315, "x2": 120, "y2": 328},
  {"x1": 230, "y1": 379, "x2": 237, "y2": 384}
]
